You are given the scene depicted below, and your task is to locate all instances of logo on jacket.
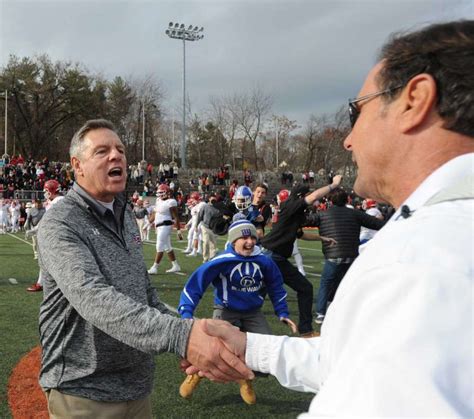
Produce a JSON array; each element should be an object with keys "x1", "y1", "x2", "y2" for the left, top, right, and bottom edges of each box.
[{"x1": 229, "y1": 262, "x2": 263, "y2": 292}]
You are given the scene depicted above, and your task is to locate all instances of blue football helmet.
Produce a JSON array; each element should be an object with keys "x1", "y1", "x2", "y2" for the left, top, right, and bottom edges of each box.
[{"x1": 233, "y1": 186, "x2": 253, "y2": 211}]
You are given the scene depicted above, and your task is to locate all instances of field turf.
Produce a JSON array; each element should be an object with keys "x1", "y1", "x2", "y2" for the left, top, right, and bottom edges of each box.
[{"x1": 0, "y1": 230, "x2": 326, "y2": 418}]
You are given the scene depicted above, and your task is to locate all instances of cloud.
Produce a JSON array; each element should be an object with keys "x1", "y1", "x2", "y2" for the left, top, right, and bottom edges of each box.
[{"x1": 1, "y1": 0, "x2": 471, "y2": 124}]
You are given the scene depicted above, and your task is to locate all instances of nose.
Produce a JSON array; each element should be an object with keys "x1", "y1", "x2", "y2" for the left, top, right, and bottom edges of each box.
[
  {"x1": 343, "y1": 132, "x2": 353, "y2": 151},
  {"x1": 109, "y1": 147, "x2": 124, "y2": 160}
]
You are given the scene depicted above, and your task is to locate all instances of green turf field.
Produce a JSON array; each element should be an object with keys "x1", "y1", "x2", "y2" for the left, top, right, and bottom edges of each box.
[{"x1": 0, "y1": 230, "x2": 326, "y2": 418}]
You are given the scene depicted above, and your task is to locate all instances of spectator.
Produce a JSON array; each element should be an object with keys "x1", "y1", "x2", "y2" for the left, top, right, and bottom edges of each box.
[
  {"x1": 178, "y1": 220, "x2": 297, "y2": 404},
  {"x1": 311, "y1": 188, "x2": 385, "y2": 324},
  {"x1": 259, "y1": 179, "x2": 342, "y2": 337}
]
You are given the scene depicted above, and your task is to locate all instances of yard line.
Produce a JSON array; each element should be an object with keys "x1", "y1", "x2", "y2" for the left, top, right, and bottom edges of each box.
[
  {"x1": 298, "y1": 246, "x2": 322, "y2": 252},
  {"x1": 8, "y1": 233, "x2": 32, "y2": 247},
  {"x1": 302, "y1": 264, "x2": 314, "y2": 269},
  {"x1": 306, "y1": 272, "x2": 321, "y2": 277}
]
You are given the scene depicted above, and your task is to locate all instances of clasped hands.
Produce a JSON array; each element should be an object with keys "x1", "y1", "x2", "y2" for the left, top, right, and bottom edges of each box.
[{"x1": 181, "y1": 319, "x2": 251, "y2": 383}]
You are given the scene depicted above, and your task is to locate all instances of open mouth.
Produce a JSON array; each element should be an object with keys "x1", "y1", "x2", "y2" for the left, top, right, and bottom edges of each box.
[{"x1": 108, "y1": 167, "x2": 123, "y2": 177}]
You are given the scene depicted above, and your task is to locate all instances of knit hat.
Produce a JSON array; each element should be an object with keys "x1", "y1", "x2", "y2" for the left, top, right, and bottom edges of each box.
[{"x1": 228, "y1": 220, "x2": 257, "y2": 244}]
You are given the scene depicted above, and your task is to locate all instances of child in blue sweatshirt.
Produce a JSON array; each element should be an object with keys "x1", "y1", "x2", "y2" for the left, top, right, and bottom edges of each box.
[{"x1": 178, "y1": 220, "x2": 297, "y2": 404}]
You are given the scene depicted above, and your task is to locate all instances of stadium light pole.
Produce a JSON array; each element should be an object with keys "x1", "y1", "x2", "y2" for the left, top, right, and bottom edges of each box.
[
  {"x1": 3, "y1": 90, "x2": 8, "y2": 156},
  {"x1": 142, "y1": 100, "x2": 145, "y2": 162},
  {"x1": 165, "y1": 22, "x2": 204, "y2": 169}
]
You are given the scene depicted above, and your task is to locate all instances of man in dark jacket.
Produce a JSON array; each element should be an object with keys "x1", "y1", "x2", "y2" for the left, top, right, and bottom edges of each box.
[
  {"x1": 260, "y1": 176, "x2": 342, "y2": 336},
  {"x1": 313, "y1": 188, "x2": 385, "y2": 323}
]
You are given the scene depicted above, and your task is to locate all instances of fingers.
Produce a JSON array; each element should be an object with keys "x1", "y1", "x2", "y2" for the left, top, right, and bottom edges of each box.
[
  {"x1": 280, "y1": 317, "x2": 298, "y2": 334},
  {"x1": 186, "y1": 319, "x2": 253, "y2": 383},
  {"x1": 218, "y1": 343, "x2": 254, "y2": 380}
]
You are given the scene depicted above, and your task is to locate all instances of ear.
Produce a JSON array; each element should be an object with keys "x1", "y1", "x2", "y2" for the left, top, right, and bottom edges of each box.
[
  {"x1": 71, "y1": 156, "x2": 84, "y2": 178},
  {"x1": 398, "y1": 73, "x2": 438, "y2": 133}
]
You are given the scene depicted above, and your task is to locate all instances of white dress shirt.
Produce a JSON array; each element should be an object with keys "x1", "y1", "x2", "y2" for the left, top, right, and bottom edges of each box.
[{"x1": 246, "y1": 153, "x2": 473, "y2": 418}]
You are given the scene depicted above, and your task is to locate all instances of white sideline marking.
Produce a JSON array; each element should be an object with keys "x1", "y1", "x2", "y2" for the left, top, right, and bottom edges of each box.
[
  {"x1": 302, "y1": 264, "x2": 314, "y2": 269},
  {"x1": 163, "y1": 302, "x2": 178, "y2": 314},
  {"x1": 298, "y1": 246, "x2": 322, "y2": 252},
  {"x1": 306, "y1": 272, "x2": 321, "y2": 277},
  {"x1": 7, "y1": 233, "x2": 32, "y2": 246},
  {"x1": 174, "y1": 272, "x2": 186, "y2": 276}
]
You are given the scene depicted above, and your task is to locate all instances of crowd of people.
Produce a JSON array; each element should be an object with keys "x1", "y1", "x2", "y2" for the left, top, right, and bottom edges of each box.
[{"x1": 2, "y1": 20, "x2": 472, "y2": 418}]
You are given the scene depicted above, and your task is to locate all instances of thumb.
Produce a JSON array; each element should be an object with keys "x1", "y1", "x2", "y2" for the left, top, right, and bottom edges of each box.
[{"x1": 202, "y1": 319, "x2": 237, "y2": 339}]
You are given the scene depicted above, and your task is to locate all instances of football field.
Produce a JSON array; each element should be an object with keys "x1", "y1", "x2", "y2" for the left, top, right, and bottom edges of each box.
[{"x1": 0, "y1": 231, "x2": 326, "y2": 418}]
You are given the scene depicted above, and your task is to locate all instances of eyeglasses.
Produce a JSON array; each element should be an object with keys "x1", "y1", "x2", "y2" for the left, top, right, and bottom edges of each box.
[{"x1": 348, "y1": 85, "x2": 404, "y2": 128}]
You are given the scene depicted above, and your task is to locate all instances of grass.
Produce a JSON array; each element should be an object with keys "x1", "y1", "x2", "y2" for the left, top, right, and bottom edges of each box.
[{"x1": 0, "y1": 230, "x2": 326, "y2": 418}]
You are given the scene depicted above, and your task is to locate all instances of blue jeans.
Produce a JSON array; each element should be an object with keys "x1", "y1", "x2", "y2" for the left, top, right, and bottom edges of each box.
[{"x1": 315, "y1": 259, "x2": 352, "y2": 315}]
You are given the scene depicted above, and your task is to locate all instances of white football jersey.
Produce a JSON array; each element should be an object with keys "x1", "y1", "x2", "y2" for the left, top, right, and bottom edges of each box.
[{"x1": 154, "y1": 198, "x2": 177, "y2": 225}]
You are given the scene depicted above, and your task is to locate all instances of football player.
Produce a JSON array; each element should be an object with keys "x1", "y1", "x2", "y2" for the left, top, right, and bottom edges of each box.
[
  {"x1": 183, "y1": 192, "x2": 204, "y2": 257},
  {"x1": 147, "y1": 184, "x2": 182, "y2": 274}
]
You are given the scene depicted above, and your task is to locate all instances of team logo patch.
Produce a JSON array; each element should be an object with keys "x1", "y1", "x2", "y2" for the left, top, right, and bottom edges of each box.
[
  {"x1": 229, "y1": 262, "x2": 263, "y2": 292},
  {"x1": 241, "y1": 228, "x2": 252, "y2": 237},
  {"x1": 132, "y1": 234, "x2": 142, "y2": 244}
]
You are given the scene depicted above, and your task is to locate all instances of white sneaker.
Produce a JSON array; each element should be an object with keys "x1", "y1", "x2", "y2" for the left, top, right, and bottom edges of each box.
[
  {"x1": 148, "y1": 265, "x2": 159, "y2": 275},
  {"x1": 166, "y1": 264, "x2": 181, "y2": 273},
  {"x1": 183, "y1": 249, "x2": 191, "y2": 254},
  {"x1": 186, "y1": 251, "x2": 197, "y2": 257}
]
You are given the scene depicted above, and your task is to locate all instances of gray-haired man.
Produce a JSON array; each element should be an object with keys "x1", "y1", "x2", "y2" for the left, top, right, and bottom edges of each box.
[{"x1": 37, "y1": 119, "x2": 252, "y2": 418}]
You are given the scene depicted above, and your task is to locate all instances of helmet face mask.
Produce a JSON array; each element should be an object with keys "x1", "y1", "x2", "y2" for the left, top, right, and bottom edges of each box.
[
  {"x1": 156, "y1": 184, "x2": 170, "y2": 199},
  {"x1": 233, "y1": 186, "x2": 252, "y2": 211},
  {"x1": 190, "y1": 192, "x2": 201, "y2": 203}
]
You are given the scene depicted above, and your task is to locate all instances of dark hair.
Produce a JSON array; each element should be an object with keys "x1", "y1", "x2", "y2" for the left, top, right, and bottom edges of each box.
[
  {"x1": 69, "y1": 119, "x2": 117, "y2": 158},
  {"x1": 329, "y1": 188, "x2": 348, "y2": 207},
  {"x1": 254, "y1": 183, "x2": 268, "y2": 192},
  {"x1": 377, "y1": 20, "x2": 474, "y2": 137}
]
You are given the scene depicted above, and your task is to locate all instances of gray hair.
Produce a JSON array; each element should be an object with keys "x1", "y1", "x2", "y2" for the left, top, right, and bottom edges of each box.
[{"x1": 69, "y1": 119, "x2": 117, "y2": 159}]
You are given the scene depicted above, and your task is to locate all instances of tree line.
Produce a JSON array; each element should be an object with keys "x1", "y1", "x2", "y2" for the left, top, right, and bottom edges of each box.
[{"x1": 1, "y1": 54, "x2": 354, "y2": 176}]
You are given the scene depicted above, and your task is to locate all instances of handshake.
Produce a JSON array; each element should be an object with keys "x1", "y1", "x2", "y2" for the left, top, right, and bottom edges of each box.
[
  {"x1": 183, "y1": 319, "x2": 249, "y2": 383},
  {"x1": 181, "y1": 319, "x2": 256, "y2": 404}
]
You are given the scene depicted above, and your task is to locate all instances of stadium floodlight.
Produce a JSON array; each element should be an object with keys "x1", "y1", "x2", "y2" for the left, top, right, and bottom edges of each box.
[{"x1": 164, "y1": 21, "x2": 205, "y2": 169}]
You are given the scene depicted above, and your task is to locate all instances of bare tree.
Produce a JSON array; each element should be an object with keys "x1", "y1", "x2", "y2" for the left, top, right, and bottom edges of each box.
[
  {"x1": 208, "y1": 95, "x2": 239, "y2": 169},
  {"x1": 226, "y1": 87, "x2": 272, "y2": 171}
]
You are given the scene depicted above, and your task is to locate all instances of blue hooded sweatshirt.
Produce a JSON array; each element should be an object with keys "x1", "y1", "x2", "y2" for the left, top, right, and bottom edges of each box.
[{"x1": 178, "y1": 244, "x2": 289, "y2": 319}]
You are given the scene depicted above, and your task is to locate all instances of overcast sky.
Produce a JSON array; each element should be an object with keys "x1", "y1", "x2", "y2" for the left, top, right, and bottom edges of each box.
[{"x1": 1, "y1": 0, "x2": 472, "y2": 126}]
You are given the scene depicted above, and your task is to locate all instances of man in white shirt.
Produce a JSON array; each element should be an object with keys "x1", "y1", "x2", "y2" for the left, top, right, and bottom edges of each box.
[{"x1": 192, "y1": 20, "x2": 474, "y2": 418}]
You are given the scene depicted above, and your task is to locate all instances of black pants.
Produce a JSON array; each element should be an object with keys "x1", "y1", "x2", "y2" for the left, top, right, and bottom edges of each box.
[{"x1": 270, "y1": 253, "x2": 314, "y2": 334}]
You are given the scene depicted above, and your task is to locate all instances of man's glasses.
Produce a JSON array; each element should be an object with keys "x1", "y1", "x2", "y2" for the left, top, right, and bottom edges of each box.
[{"x1": 348, "y1": 85, "x2": 404, "y2": 128}]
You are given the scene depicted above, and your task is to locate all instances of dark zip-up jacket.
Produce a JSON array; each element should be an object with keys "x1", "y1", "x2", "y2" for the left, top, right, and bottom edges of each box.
[
  {"x1": 37, "y1": 186, "x2": 192, "y2": 402},
  {"x1": 313, "y1": 206, "x2": 386, "y2": 259}
]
